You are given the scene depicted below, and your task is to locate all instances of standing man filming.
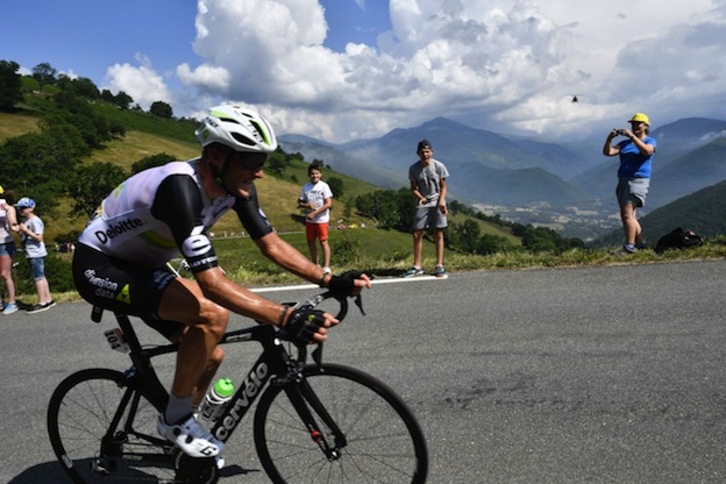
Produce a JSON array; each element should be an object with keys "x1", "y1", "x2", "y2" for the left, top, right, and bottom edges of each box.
[
  {"x1": 403, "y1": 139, "x2": 450, "y2": 278},
  {"x1": 602, "y1": 113, "x2": 656, "y2": 254}
]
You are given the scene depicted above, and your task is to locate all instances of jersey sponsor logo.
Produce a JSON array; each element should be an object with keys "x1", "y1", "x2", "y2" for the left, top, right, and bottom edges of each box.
[
  {"x1": 188, "y1": 256, "x2": 218, "y2": 270},
  {"x1": 83, "y1": 269, "x2": 122, "y2": 301},
  {"x1": 94, "y1": 218, "x2": 145, "y2": 244},
  {"x1": 152, "y1": 269, "x2": 176, "y2": 291},
  {"x1": 115, "y1": 284, "x2": 131, "y2": 304},
  {"x1": 214, "y1": 362, "x2": 269, "y2": 441},
  {"x1": 182, "y1": 226, "x2": 212, "y2": 258}
]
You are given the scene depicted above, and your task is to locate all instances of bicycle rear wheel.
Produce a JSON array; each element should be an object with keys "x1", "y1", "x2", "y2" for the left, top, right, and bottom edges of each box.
[
  {"x1": 254, "y1": 363, "x2": 428, "y2": 483},
  {"x1": 47, "y1": 368, "x2": 175, "y2": 483}
]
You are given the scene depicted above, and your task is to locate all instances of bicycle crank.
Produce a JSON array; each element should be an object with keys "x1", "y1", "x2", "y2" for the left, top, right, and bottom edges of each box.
[{"x1": 174, "y1": 451, "x2": 219, "y2": 484}]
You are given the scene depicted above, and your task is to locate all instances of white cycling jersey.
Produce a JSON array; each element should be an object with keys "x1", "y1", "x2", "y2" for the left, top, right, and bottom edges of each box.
[{"x1": 78, "y1": 159, "x2": 273, "y2": 273}]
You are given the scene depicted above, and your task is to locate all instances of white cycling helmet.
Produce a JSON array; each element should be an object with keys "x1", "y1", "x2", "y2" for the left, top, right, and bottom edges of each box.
[{"x1": 195, "y1": 105, "x2": 278, "y2": 154}]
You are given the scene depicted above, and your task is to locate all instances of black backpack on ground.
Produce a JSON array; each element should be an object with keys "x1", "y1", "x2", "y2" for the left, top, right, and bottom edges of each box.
[{"x1": 654, "y1": 228, "x2": 705, "y2": 254}]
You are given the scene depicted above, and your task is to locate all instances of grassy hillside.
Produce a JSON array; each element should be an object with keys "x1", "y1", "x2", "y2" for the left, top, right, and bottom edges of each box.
[
  {"x1": 0, "y1": 111, "x2": 39, "y2": 140},
  {"x1": 0, "y1": 99, "x2": 518, "y2": 247}
]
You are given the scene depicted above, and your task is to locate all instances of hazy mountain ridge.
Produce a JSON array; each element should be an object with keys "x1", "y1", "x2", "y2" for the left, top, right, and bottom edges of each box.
[
  {"x1": 280, "y1": 115, "x2": 726, "y2": 212},
  {"x1": 280, "y1": 115, "x2": 726, "y2": 240}
]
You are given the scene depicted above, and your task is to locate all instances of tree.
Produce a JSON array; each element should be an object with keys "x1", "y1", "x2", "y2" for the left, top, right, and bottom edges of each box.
[
  {"x1": 68, "y1": 162, "x2": 127, "y2": 218},
  {"x1": 114, "y1": 90, "x2": 133, "y2": 109},
  {"x1": 0, "y1": 60, "x2": 22, "y2": 111},
  {"x1": 354, "y1": 188, "x2": 411, "y2": 229},
  {"x1": 452, "y1": 219, "x2": 481, "y2": 253},
  {"x1": 130, "y1": 153, "x2": 176, "y2": 175},
  {"x1": 32, "y1": 62, "x2": 57, "y2": 86},
  {"x1": 149, "y1": 101, "x2": 173, "y2": 119},
  {"x1": 327, "y1": 177, "x2": 345, "y2": 198}
]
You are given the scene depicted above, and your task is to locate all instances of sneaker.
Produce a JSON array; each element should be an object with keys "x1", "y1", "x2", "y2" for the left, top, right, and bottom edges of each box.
[
  {"x1": 26, "y1": 303, "x2": 51, "y2": 315},
  {"x1": 435, "y1": 265, "x2": 448, "y2": 278},
  {"x1": 622, "y1": 244, "x2": 637, "y2": 254},
  {"x1": 402, "y1": 266, "x2": 425, "y2": 278},
  {"x1": 44, "y1": 299, "x2": 57, "y2": 308},
  {"x1": 2, "y1": 302, "x2": 18, "y2": 315},
  {"x1": 635, "y1": 242, "x2": 647, "y2": 250},
  {"x1": 157, "y1": 414, "x2": 223, "y2": 458}
]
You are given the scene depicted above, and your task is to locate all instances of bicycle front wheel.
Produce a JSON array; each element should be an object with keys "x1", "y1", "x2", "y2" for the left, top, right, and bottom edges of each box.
[
  {"x1": 47, "y1": 368, "x2": 174, "y2": 483},
  {"x1": 254, "y1": 363, "x2": 428, "y2": 483}
]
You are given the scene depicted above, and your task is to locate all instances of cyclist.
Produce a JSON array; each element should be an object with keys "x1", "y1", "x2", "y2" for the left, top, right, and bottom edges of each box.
[{"x1": 72, "y1": 105, "x2": 371, "y2": 460}]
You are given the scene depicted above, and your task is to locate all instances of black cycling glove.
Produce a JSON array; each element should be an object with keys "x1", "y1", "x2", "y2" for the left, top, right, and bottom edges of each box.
[
  {"x1": 327, "y1": 270, "x2": 365, "y2": 297},
  {"x1": 280, "y1": 308, "x2": 327, "y2": 345}
]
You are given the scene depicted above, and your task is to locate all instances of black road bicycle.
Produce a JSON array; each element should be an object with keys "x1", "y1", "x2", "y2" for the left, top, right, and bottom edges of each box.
[{"x1": 47, "y1": 292, "x2": 428, "y2": 483}]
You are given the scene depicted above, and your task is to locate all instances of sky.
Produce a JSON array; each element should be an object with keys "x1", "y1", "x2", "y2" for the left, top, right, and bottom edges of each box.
[{"x1": 2, "y1": 0, "x2": 725, "y2": 143}]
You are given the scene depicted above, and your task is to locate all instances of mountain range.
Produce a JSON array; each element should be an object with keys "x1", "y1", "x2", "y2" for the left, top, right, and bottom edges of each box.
[{"x1": 279, "y1": 116, "x2": 726, "y2": 209}]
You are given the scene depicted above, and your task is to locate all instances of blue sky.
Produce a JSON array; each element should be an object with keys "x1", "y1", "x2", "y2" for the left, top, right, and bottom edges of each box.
[{"x1": 2, "y1": 0, "x2": 725, "y2": 143}]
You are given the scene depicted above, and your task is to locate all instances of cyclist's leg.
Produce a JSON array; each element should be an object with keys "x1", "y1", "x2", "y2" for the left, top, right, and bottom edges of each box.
[
  {"x1": 153, "y1": 276, "x2": 229, "y2": 458},
  {"x1": 73, "y1": 244, "x2": 227, "y2": 456},
  {"x1": 156, "y1": 276, "x2": 229, "y2": 415}
]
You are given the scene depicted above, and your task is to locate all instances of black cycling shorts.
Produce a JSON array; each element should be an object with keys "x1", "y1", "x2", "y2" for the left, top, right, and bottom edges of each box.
[{"x1": 72, "y1": 243, "x2": 184, "y2": 339}]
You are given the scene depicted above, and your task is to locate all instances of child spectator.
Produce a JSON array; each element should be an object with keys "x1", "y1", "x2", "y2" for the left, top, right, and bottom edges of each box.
[
  {"x1": 17, "y1": 197, "x2": 55, "y2": 314},
  {"x1": 297, "y1": 164, "x2": 334, "y2": 273}
]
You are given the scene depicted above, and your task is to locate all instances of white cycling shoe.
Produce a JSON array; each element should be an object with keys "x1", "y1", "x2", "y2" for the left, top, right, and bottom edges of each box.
[{"x1": 157, "y1": 414, "x2": 224, "y2": 458}]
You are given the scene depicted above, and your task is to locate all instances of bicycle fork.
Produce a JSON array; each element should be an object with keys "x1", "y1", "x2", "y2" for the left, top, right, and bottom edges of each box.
[{"x1": 284, "y1": 381, "x2": 348, "y2": 461}]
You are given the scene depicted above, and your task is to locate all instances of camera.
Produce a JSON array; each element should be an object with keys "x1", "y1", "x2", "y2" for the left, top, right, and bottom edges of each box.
[{"x1": 615, "y1": 129, "x2": 626, "y2": 136}]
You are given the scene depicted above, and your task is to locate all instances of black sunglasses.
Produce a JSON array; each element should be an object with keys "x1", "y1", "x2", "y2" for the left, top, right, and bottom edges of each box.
[{"x1": 224, "y1": 151, "x2": 267, "y2": 170}]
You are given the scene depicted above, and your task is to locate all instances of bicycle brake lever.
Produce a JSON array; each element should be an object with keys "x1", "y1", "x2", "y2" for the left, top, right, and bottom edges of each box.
[
  {"x1": 312, "y1": 343, "x2": 323, "y2": 368},
  {"x1": 354, "y1": 294, "x2": 366, "y2": 316}
]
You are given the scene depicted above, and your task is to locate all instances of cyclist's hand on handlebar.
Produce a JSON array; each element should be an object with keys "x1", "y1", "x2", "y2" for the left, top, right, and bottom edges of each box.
[
  {"x1": 280, "y1": 308, "x2": 339, "y2": 345},
  {"x1": 326, "y1": 270, "x2": 372, "y2": 298}
]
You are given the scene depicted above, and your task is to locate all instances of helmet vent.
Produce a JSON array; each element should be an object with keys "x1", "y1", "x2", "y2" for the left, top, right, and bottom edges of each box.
[{"x1": 231, "y1": 133, "x2": 255, "y2": 146}]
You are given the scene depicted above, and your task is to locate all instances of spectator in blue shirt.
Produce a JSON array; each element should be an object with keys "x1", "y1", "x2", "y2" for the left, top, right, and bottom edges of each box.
[{"x1": 602, "y1": 113, "x2": 656, "y2": 254}]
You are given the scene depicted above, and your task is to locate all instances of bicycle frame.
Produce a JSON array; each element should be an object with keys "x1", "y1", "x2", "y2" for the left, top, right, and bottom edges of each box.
[{"x1": 105, "y1": 309, "x2": 344, "y2": 456}]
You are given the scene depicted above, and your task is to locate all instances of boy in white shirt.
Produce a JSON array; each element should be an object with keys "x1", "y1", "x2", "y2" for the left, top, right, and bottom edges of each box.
[
  {"x1": 297, "y1": 164, "x2": 334, "y2": 273},
  {"x1": 17, "y1": 197, "x2": 55, "y2": 314}
]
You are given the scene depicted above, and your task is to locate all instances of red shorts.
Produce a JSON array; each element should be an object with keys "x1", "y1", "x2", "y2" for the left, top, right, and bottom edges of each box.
[{"x1": 306, "y1": 222, "x2": 329, "y2": 241}]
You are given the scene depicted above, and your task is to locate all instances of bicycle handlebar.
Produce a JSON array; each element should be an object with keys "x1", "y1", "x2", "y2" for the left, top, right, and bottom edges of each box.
[
  {"x1": 280, "y1": 291, "x2": 367, "y2": 367},
  {"x1": 285, "y1": 291, "x2": 366, "y2": 322}
]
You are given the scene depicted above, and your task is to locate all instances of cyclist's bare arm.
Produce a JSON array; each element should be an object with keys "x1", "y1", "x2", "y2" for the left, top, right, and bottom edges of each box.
[
  {"x1": 194, "y1": 265, "x2": 301, "y2": 327},
  {"x1": 254, "y1": 231, "x2": 371, "y2": 294}
]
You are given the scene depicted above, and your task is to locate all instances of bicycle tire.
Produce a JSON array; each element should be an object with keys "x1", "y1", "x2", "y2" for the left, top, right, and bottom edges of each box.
[
  {"x1": 254, "y1": 363, "x2": 428, "y2": 483},
  {"x1": 47, "y1": 368, "x2": 175, "y2": 483}
]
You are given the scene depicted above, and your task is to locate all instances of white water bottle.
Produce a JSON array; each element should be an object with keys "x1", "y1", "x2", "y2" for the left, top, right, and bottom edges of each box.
[{"x1": 200, "y1": 378, "x2": 235, "y2": 421}]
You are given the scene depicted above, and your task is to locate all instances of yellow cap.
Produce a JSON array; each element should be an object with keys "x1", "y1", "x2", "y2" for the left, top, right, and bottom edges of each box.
[
  {"x1": 629, "y1": 113, "x2": 650, "y2": 125},
  {"x1": 0, "y1": 185, "x2": 4, "y2": 194}
]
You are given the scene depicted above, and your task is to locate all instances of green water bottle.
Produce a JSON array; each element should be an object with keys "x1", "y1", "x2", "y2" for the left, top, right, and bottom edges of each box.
[{"x1": 200, "y1": 378, "x2": 235, "y2": 421}]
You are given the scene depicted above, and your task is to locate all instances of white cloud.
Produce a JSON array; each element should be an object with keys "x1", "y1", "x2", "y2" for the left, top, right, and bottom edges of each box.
[
  {"x1": 174, "y1": 0, "x2": 726, "y2": 142},
  {"x1": 176, "y1": 63, "x2": 230, "y2": 90},
  {"x1": 105, "y1": 55, "x2": 171, "y2": 109}
]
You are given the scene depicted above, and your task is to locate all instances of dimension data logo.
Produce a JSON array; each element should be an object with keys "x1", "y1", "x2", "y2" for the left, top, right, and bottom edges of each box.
[{"x1": 94, "y1": 218, "x2": 145, "y2": 244}]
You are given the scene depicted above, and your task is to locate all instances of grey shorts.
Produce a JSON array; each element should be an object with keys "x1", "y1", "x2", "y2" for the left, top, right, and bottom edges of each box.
[
  {"x1": 412, "y1": 205, "x2": 447, "y2": 231},
  {"x1": 616, "y1": 178, "x2": 650, "y2": 208}
]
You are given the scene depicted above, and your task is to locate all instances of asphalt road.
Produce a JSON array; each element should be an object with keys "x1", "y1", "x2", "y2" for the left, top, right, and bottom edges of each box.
[{"x1": 2, "y1": 259, "x2": 725, "y2": 483}]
